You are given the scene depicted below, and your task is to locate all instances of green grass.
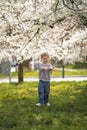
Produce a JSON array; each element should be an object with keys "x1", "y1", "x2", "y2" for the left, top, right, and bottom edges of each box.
[
  {"x1": 0, "y1": 62, "x2": 87, "y2": 78},
  {"x1": 62, "y1": 69, "x2": 87, "y2": 76},
  {"x1": 0, "y1": 69, "x2": 87, "y2": 79},
  {"x1": 65, "y1": 62, "x2": 87, "y2": 69},
  {"x1": 0, "y1": 81, "x2": 87, "y2": 130},
  {"x1": 10, "y1": 69, "x2": 87, "y2": 77}
]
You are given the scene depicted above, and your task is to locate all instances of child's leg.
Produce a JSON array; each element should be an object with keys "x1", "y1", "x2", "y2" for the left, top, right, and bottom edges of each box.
[
  {"x1": 38, "y1": 80, "x2": 44, "y2": 104},
  {"x1": 44, "y1": 81, "x2": 50, "y2": 104}
]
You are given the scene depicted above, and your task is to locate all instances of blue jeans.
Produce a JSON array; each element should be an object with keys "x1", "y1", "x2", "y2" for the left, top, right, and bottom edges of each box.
[{"x1": 38, "y1": 80, "x2": 50, "y2": 104}]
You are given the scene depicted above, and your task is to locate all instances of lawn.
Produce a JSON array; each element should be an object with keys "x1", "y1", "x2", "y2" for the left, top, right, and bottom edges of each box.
[
  {"x1": 0, "y1": 81, "x2": 87, "y2": 130},
  {"x1": 65, "y1": 62, "x2": 87, "y2": 69},
  {"x1": 0, "y1": 62, "x2": 87, "y2": 78},
  {"x1": 11, "y1": 69, "x2": 87, "y2": 77}
]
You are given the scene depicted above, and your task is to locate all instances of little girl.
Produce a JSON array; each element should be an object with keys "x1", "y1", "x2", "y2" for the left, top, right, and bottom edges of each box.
[{"x1": 36, "y1": 53, "x2": 53, "y2": 106}]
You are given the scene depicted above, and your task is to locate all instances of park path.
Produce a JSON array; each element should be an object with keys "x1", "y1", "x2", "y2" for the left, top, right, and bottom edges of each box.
[{"x1": 0, "y1": 76, "x2": 87, "y2": 83}]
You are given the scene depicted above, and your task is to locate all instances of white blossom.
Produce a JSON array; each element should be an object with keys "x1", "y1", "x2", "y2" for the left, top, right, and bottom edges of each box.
[{"x1": 0, "y1": 0, "x2": 87, "y2": 64}]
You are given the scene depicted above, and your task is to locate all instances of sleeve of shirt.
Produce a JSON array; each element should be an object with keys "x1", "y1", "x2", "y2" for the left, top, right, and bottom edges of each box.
[
  {"x1": 39, "y1": 63, "x2": 43, "y2": 70},
  {"x1": 48, "y1": 64, "x2": 53, "y2": 73},
  {"x1": 49, "y1": 64, "x2": 53, "y2": 68}
]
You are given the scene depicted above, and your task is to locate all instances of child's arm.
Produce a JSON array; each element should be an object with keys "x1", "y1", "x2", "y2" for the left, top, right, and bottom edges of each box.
[
  {"x1": 49, "y1": 66, "x2": 54, "y2": 70},
  {"x1": 40, "y1": 66, "x2": 53, "y2": 70},
  {"x1": 40, "y1": 64, "x2": 54, "y2": 70},
  {"x1": 40, "y1": 67, "x2": 48, "y2": 70},
  {"x1": 49, "y1": 64, "x2": 54, "y2": 70}
]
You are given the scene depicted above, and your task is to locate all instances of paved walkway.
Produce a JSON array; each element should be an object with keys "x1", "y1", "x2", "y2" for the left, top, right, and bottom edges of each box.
[{"x1": 0, "y1": 77, "x2": 87, "y2": 83}]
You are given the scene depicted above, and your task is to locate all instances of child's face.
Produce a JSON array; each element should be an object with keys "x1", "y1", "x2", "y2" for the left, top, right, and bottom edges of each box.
[{"x1": 41, "y1": 56, "x2": 49, "y2": 64}]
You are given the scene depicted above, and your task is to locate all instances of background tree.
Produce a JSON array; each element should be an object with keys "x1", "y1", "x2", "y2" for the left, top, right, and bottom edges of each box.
[{"x1": 0, "y1": 0, "x2": 87, "y2": 82}]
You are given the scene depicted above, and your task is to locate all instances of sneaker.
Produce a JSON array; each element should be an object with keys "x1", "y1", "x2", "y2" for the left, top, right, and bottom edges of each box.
[
  {"x1": 46, "y1": 102, "x2": 50, "y2": 106},
  {"x1": 36, "y1": 103, "x2": 41, "y2": 106}
]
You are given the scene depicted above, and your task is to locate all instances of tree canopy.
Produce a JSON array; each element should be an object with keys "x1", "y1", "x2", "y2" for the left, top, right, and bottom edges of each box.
[{"x1": 0, "y1": 0, "x2": 87, "y2": 64}]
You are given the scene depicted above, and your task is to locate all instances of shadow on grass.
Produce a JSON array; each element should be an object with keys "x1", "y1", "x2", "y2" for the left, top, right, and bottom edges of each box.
[
  {"x1": 72, "y1": 62, "x2": 87, "y2": 69},
  {"x1": 0, "y1": 81, "x2": 87, "y2": 130}
]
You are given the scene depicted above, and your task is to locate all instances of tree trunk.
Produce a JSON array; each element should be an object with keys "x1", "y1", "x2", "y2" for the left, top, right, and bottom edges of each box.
[
  {"x1": 62, "y1": 64, "x2": 65, "y2": 78},
  {"x1": 61, "y1": 61, "x2": 65, "y2": 78},
  {"x1": 18, "y1": 62, "x2": 24, "y2": 83}
]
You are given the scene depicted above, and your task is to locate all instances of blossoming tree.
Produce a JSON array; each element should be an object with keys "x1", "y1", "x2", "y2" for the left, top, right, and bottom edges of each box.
[{"x1": 0, "y1": 0, "x2": 87, "y2": 82}]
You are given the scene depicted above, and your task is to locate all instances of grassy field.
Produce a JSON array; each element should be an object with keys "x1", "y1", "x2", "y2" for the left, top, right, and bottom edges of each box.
[
  {"x1": 65, "y1": 62, "x2": 87, "y2": 69},
  {"x1": 11, "y1": 69, "x2": 87, "y2": 77},
  {"x1": 0, "y1": 62, "x2": 87, "y2": 78},
  {"x1": 0, "y1": 81, "x2": 87, "y2": 130}
]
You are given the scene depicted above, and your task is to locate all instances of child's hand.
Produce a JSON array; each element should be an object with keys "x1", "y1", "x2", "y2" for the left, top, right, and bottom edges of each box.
[
  {"x1": 41, "y1": 67, "x2": 48, "y2": 70},
  {"x1": 49, "y1": 67, "x2": 54, "y2": 70},
  {"x1": 44, "y1": 67, "x2": 48, "y2": 70}
]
